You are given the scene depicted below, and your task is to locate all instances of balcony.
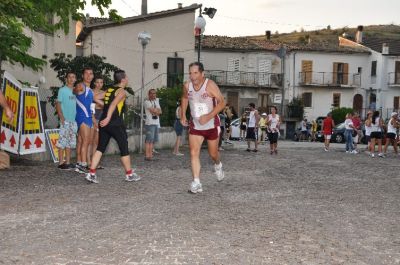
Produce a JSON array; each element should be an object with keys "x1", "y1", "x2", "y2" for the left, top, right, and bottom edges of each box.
[
  {"x1": 388, "y1": 72, "x2": 400, "y2": 86},
  {"x1": 298, "y1": 71, "x2": 361, "y2": 87},
  {"x1": 205, "y1": 70, "x2": 282, "y2": 88}
]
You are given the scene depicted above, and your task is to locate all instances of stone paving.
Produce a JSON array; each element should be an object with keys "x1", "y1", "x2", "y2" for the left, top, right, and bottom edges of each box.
[{"x1": 0, "y1": 141, "x2": 399, "y2": 265}]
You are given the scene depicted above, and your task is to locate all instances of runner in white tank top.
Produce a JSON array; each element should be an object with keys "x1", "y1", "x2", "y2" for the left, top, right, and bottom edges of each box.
[
  {"x1": 180, "y1": 62, "x2": 226, "y2": 194},
  {"x1": 384, "y1": 112, "x2": 399, "y2": 155}
]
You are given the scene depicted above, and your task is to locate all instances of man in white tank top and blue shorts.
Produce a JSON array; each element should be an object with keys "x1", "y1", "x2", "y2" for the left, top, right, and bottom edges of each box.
[{"x1": 180, "y1": 62, "x2": 226, "y2": 193}]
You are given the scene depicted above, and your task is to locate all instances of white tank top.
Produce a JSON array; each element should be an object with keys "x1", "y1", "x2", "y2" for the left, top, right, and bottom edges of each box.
[
  {"x1": 387, "y1": 118, "x2": 397, "y2": 134},
  {"x1": 370, "y1": 117, "x2": 381, "y2": 132},
  {"x1": 268, "y1": 114, "x2": 280, "y2": 130},
  {"x1": 188, "y1": 79, "x2": 216, "y2": 130},
  {"x1": 365, "y1": 122, "x2": 372, "y2": 136},
  {"x1": 248, "y1": 111, "x2": 256, "y2": 127}
]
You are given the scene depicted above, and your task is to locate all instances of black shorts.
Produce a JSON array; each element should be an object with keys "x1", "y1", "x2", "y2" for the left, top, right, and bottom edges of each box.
[
  {"x1": 240, "y1": 125, "x2": 247, "y2": 130},
  {"x1": 370, "y1": 131, "x2": 383, "y2": 139},
  {"x1": 268, "y1": 132, "x2": 279, "y2": 144},
  {"x1": 97, "y1": 125, "x2": 129, "y2": 156},
  {"x1": 246, "y1": 127, "x2": 256, "y2": 140},
  {"x1": 386, "y1": 133, "x2": 396, "y2": 140}
]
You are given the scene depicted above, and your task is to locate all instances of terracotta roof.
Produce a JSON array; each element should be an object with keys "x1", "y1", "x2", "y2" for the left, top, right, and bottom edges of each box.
[
  {"x1": 361, "y1": 37, "x2": 400, "y2": 55},
  {"x1": 201, "y1": 35, "x2": 369, "y2": 54},
  {"x1": 77, "y1": 4, "x2": 200, "y2": 42}
]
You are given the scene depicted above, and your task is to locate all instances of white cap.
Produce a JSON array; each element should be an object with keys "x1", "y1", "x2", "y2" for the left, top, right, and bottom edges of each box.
[
  {"x1": 391, "y1": 112, "x2": 398, "y2": 117},
  {"x1": 262, "y1": 113, "x2": 267, "y2": 116}
]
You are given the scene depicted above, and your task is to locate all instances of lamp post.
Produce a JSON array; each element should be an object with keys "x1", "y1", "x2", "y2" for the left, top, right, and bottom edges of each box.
[
  {"x1": 138, "y1": 31, "x2": 151, "y2": 153},
  {"x1": 194, "y1": 6, "x2": 217, "y2": 62}
]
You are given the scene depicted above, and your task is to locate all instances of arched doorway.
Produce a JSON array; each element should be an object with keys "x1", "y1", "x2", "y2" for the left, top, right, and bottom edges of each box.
[{"x1": 353, "y1": 94, "x2": 363, "y2": 114}]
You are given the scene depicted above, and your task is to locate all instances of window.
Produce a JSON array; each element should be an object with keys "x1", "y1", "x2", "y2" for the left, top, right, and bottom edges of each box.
[
  {"x1": 227, "y1": 58, "x2": 240, "y2": 84},
  {"x1": 333, "y1": 62, "x2": 348, "y2": 85},
  {"x1": 371, "y1": 61, "x2": 377, "y2": 76},
  {"x1": 258, "y1": 93, "x2": 268, "y2": 109},
  {"x1": 333, "y1": 93, "x2": 341, "y2": 108},
  {"x1": 394, "y1": 96, "x2": 400, "y2": 110},
  {"x1": 302, "y1": 92, "x2": 312, "y2": 108},
  {"x1": 167, "y1": 58, "x2": 184, "y2": 87},
  {"x1": 395, "y1": 61, "x2": 400, "y2": 84},
  {"x1": 301, "y1": 60, "x2": 313, "y2": 83},
  {"x1": 358, "y1": 67, "x2": 362, "y2": 73}
]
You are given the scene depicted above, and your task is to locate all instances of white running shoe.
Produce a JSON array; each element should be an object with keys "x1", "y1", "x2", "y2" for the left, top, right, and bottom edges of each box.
[
  {"x1": 126, "y1": 172, "x2": 141, "y2": 182},
  {"x1": 378, "y1": 153, "x2": 385, "y2": 158},
  {"x1": 370, "y1": 153, "x2": 375, "y2": 158},
  {"x1": 85, "y1": 173, "x2": 98, "y2": 184},
  {"x1": 214, "y1": 163, "x2": 225, "y2": 182},
  {"x1": 189, "y1": 181, "x2": 203, "y2": 194},
  {"x1": 351, "y1": 150, "x2": 358, "y2": 154}
]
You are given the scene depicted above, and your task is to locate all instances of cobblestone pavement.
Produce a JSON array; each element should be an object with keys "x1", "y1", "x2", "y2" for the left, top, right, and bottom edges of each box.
[{"x1": 0, "y1": 141, "x2": 399, "y2": 265}]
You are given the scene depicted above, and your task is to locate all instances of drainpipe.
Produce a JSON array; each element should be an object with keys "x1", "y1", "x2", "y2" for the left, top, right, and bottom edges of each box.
[{"x1": 292, "y1": 52, "x2": 297, "y2": 98}]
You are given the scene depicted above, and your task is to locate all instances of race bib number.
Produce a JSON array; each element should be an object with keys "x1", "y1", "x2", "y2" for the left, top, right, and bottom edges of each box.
[{"x1": 194, "y1": 103, "x2": 208, "y2": 118}]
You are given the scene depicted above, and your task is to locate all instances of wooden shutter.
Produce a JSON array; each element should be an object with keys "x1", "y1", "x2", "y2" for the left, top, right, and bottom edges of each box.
[
  {"x1": 227, "y1": 58, "x2": 240, "y2": 84},
  {"x1": 343, "y1": 63, "x2": 349, "y2": 85},
  {"x1": 258, "y1": 59, "x2": 271, "y2": 85},
  {"x1": 301, "y1": 60, "x2": 313, "y2": 83},
  {"x1": 332, "y1": 62, "x2": 338, "y2": 84}
]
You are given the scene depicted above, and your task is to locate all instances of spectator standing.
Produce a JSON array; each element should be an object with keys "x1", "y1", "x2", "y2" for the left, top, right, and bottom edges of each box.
[
  {"x1": 369, "y1": 110, "x2": 384, "y2": 157},
  {"x1": 55, "y1": 72, "x2": 77, "y2": 169},
  {"x1": 352, "y1": 112, "x2": 362, "y2": 150},
  {"x1": 258, "y1": 113, "x2": 267, "y2": 144},
  {"x1": 173, "y1": 101, "x2": 184, "y2": 156},
  {"x1": 384, "y1": 112, "x2": 399, "y2": 156},
  {"x1": 301, "y1": 118, "x2": 308, "y2": 141},
  {"x1": 246, "y1": 103, "x2": 260, "y2": 152},
  {"x1": 267, "y1": 106, "x2": 280, "y2": 155},
  {"x1": 239, "y1": 113, "x2": 247, "y2": 141},
  {"x1": 344, "y1": 113, "x2": 357, "y2": 154},
  {"x1": 218, "y1": 111, "x2": 226, "y2": 151},
  {"x1": 364, "y1": 111, "x2": 373, "y2": 153},
  {"x1": 322, "y1": 112, "x2": 335, "y2": 151},
  {"x1": 144, "y1": 89, "x2": 162, "y2": 161},
  {"x1": 311, "y1": 119, "x2": 318, "y2": 142}
]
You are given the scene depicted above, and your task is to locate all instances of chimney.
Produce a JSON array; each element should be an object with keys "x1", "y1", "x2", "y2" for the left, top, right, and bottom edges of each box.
[
  {"x1": 382, "y1": 43, "x2": 389, "y2": 55},
  {"x1": 178, "y1": 3, "x2": 183, "y2": 9},
  {"x1": 355, "y1": 25, "x2": 363, "y2": 43},
  {"x1": 141, "y1": 0, "x2": 147, "y2": 15},
  {"x1": 266, "y1": 30, "x2": 271, "y2": 40}
]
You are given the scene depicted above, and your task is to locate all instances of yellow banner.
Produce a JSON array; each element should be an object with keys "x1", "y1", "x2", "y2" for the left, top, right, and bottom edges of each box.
[
  {"x1": 2, "y1": 80, "x2": 21, "y2": 130},
  {"x1": 23, "y1": 93, "x2": 41, "y2": 132},
  {"x1": 45, "y1": 129, "x2": 60, "y2": 163}
]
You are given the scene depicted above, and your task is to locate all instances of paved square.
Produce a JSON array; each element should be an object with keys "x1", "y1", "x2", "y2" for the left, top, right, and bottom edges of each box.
[{"x1": 0, "y1": 142, "x2": 399, "y2": 264}]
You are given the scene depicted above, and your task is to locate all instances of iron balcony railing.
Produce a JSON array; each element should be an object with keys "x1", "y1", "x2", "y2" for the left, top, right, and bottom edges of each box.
[
  {"x1": 298, "y1": 71, "x2": 361, "y2": 87},
  {"x1": 388, "y1": 72, "x2": 400, "y2": 86},
  {"x1": 205, "y1": 70, "x2": 282, "y2": 88}
]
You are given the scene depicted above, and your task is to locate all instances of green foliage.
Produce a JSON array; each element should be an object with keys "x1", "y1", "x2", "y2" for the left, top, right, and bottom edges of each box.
[
  {"x1": 48, "y1": 54, "x2": 134, "y2": 108},
  {"x1": 331, "y1": 107, "x2": 353, "y2": 124},
  {"x1": 156, "y1": 86, "x2": 183, "y2": 127},
  {"x1": 287, "y1": 97, "x2": 304, "y2": 120},
  {"x1": 0, "y1": 0, "x2": 121, "y2": 71}
]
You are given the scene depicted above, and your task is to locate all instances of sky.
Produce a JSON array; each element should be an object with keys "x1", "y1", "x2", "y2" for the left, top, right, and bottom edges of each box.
[{"x1": 84, "y1": 0, "x2": 400, "y2": 37}]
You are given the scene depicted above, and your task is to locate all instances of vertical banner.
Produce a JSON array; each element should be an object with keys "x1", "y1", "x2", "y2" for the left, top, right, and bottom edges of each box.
[
  {"x1": 45, "y1": 129, "x2": 60, "y2": 163},
  {"x1": 0, "y1": 72, "x2": 22, "y2": 154},
  {"x1": 19, "y1": 88, "x2": 46, "y2": 155}
]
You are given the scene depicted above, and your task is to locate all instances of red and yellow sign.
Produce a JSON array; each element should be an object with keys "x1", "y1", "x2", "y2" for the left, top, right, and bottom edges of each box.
[{"x1": 45, "y1": 129, "x2": 60, "y2": 163}]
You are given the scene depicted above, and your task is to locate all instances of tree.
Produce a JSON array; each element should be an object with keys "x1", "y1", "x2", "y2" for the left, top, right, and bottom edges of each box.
[
  {"x1": 331, "y1": 107, "x2": 353, "y2": 124},
  {"x1": 156, "y1": 86, "x2": 183, "y2": 127},
  {"x1": 48, "y1": 54, "x2": 133, "y2": 109},
  {"x1": 0, "y1": 0, "x2": 121, "y2": 72}
]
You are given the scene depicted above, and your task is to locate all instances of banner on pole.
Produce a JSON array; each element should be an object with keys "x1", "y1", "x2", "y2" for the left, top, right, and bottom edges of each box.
[
  {"x1": 45, "y1": 129, "x2": 60, "y2": 163},
  {"x1": 0, "y1": 72, "x2": 22, "y2": 154}
]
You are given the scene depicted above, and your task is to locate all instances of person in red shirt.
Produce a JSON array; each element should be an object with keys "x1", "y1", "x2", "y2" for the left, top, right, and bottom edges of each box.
[{"x1": 322, "y1": 112, "x2": 335, "y2": 151}]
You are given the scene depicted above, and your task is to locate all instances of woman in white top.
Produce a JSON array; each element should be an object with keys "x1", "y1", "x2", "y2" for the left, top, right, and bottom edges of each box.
[
  {"x1": 384, "y1": 112, "x2": 399, "y2": 155},
  {"x1": 344, "y1": 113, "x2": 357, "y2": 153},
  {"x1": 364, "y1": 111, "x2": 372, "y2": 152},
  {"x1": 369, "y1": 110, "x2": 384, "y2": 157},
  {"x1": 267, "y1": 106, "x2": 280, "y2": 155}
]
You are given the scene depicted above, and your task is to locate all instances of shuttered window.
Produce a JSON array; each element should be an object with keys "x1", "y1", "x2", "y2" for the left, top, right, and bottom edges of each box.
[
  {"x1": 394, "y1": 96, "x2": 400, "y2": 110},
  {"x1": 371, "y1": 61, "x2": 377, "y2": 76},
  {"x1": 302, "y1": 92, "x2": 312, "y2": 108},
  {"x1": 333, "y1": 93, "x2": 341, "y2": 108},
  {"x1": 258, "y1": 59, "x2": 271, "y2": 85},
  {"x1": 333, "y1": 62, "x2": 349, "y2": 85},
  {"x1": 227, "y1": 58, "x2": 240, "y2": 84},
  {"x1": 301, "y1": 60, "x2": 313, "y2": 83}
]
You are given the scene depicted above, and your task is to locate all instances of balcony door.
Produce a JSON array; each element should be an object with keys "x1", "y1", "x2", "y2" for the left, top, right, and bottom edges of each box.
[
  {"x1": 258, "y1": 59, "x2": 271, "y2": 86},
  {"x1": 227, "y1": 58, "x2": 240, "y2": 85},
  {"x1": 167, "y1": 57, "x2": 184, "y2": 87},
  {"x1": 301, "y1": 60, "x2": 313, "y2": 84},
  {"x1": 333, "y1": 62, "x2": 349, "y2": 85}
]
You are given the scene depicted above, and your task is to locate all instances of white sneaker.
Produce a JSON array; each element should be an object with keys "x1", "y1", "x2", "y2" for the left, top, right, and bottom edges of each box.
[
  {"x1": 189, "y1": 181, "x2": 203, "y2": 193},
  {"x1": 126, "y1": 172, "x2": 141, "y2": 182},
  {"x1": 214, "y1": 163, "x2": 225, "y2": 182},
  {"x1": 351, "y1": 150, "x2": 358, "y2": 154},
  {"x1": 324, "y1": 147, "x2": 329, "y2": 152},
  {"x1": 378, "y1": 153, "x2": 385, "y2": 158},
  {"x1": 85, "y1": 173, "x2": 98, "y2": 184},
  {"x1": 174, "y1": 152, "x2": 184, "y2": 156},
  {"x1": 370, "y1": 153, "x2": 375, "y2": 158},
  {"x1": 346, "y1": 150, "x2": 350, "y2": 153}
]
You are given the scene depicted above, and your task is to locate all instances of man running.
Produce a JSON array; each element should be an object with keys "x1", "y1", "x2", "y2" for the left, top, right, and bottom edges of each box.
[
  {"x1": 180, "y1": 62, "x2": 225, "y2": 194},
  {"x1": 85, "y1": 70, "x2": 140, "y2": 183}
]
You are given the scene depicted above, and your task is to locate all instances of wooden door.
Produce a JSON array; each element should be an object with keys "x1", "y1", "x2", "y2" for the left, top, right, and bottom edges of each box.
[{"x1": 227, "y1": 91, "x2": 239, "y2": 115}]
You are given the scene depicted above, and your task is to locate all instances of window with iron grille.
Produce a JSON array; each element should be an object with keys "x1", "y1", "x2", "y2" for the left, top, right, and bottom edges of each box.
[
  {"x1": 371, "y1": 61, "x2": 377, "y2": 76},
  {"x1": 333, "y1": 93, "x2": 341, "y2": 108},
  {"x1": 302, "y1": 92, "x2": 312, "y2": 108}
]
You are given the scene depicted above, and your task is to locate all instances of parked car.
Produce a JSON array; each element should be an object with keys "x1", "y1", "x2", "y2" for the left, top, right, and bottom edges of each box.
[
  {"x1": 230, "y1": 118, "x2": 241, "y2": 139},
  {"x1": 292, "y1": 122, "x2": 312, "y2": 141},
  {"x1": 316, "y1": 122, "x2": 369, "y2": 144}
]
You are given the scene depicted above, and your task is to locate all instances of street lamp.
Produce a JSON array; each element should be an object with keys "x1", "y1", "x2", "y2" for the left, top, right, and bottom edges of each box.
[
  {"x1": 138, "y1": 31, "x2": 151, "y2": 153},
  {"x1": 194, "y1": 6, "x2": 217, "y2": 62}
]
